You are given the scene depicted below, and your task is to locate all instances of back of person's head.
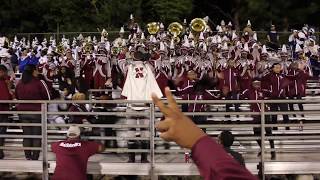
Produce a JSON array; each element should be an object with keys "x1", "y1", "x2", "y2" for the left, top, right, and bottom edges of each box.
[
  {"x1": 72, "y1": 92, "x2": 86, "y2": 101},
  {"x1": 0, "y1": 65, "x2": 8, "y2": 79},
  {"x1": 75, "y1": 77, "x2": 89, "y2": 93},
  {"x1": 219, "y1": 130, "x2": 234, "y2": 148},
  {"x1": 67, "y1": 125, "x2": 81, "y2": 139},
  {"x1": 99, "y1": 94, "x2": 116, "y2": 108},
  {"x1": 21, "y1": 64, "x2": 37, "y2": 84},
  {"x1": 296, "y1": 175, "x2": 314, "y2": 180},
  {"x1": 51, "y1": 89, "x2": 61, "y2": 100},
  {"x1": 0, "y1": 64, "x2": 8, "y2": 73}
]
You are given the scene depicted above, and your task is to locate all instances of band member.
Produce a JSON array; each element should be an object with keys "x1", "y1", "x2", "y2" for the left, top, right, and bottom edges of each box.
[
  {"x1": 219, "y1": 59, "x2": 240, "y2": 115},
  {"x1": 241, "y1": 79, "x2": 275, "y2": 159},
  {"x1": 287, "y1": 61, "x2": 310, "y2": 124},
  {"x1": 65, "y1": 49, "x2": 75, "y2": 70},
  {"x1": 93, "y1": 48, "x2": 111, "y2": 92},
  {"x1": 80, "y1": 52, "x2": 94, "y2": 89},
  {"x1": 155, "y1": 42, "x2": 171, "y2": 94},
  {"x1": 121, "y1": 47, "x2": 162, "y2": 163},
  {"x1": 42, "y1": 50, "x2": 57, "y2": 88},
  {"x1": 178, "y1": 74, "x2": 219, "y2": 132},
  {"x1": 262, "y1": 63, "x2": 290, "y2": 130}
]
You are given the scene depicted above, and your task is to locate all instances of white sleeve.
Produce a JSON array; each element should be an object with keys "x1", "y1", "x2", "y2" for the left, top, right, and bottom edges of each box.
[{"x1": 40, "y1": 80, "x2": 51, "y2": 100}]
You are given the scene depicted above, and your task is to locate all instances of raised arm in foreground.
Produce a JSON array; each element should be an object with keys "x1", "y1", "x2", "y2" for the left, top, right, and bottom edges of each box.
[{"x1": 152, "y1": 87, "x2": 257, "y2": 180}]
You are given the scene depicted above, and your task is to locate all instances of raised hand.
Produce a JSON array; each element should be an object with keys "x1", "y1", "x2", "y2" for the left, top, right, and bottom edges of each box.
[{"x1": 151, "y1": 87, "x2": 206, "y2": 149}]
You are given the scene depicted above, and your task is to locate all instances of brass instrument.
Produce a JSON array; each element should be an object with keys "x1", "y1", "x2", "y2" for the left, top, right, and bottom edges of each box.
[
  {"x1": 147, "y1": 22, "x2": 160, "y2": 35},
  {"x1": 168, "y1": 22, "x2": 183, "y2": 44},
  {"x1": 57, "y1": 43, "x2": 65, "y2": 54},
  {"x1": 101, "y1": 29, "x2": 108, "y2": 38},
  {"x1": 84, "y1": 42, "x2": 94, "y2": 53},
  {"x1": 190, "y1": 18, "x2": 206, "y2": 33},
  {"x1": 111, "y1": 46, "x2": 121, "y2": 55}
]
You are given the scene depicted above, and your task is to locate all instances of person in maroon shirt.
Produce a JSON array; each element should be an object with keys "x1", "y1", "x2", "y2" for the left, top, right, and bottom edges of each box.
[
  {"x1": 286, "y1": 62, "x2": 310, "y2": 123},
  {"x1": 262, "y1": 63, "x2": 290, "y2": 130},
  {"x1": 152, "y1": 87, "x2": 257, "y2": 180},
  {"x1": 51, "y1": 125, "x2": 105, "y2": 180},
  {"x1": 241, "y1": 79, "x2": 275, "y2": 159},
  {"x1": 15, "y1": 64, "x2": 51, "y2": 160},
  {"x1": 239, "y1": 63, "x2": 254, "y2": 92},
  {"x1": 0, "y1": 65, "x2": 13, "y2": 159},
  {"x1": 178, "y1": 75, "x2": 220, "y2": 133},
  {"x1": 176, "y1": 70, "x2": 197, "y2": 112},
  {"x1": 218, "y1": 59, "x2": 241, "y2": 115},
  {"x1": 80, "y1": 53, "x2": 94, "y2": 89}
]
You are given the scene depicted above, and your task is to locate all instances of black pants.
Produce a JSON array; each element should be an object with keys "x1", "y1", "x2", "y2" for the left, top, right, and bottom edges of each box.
[
  {"x1": 0, "y1": 115, "x2": 9, "y2": 159},
  {"x1": 226, "y1": 92, "x2": 240, "y2": 113},
  {"x1": 19, "y1": 115, "x2": 41, "y2": 160},
  {"x1": 96, "y1": 109, "x2": 119, "y2": 148},
  {"x1": 289, "y1": 96, "x2": 305, "y2": 119},
  {"x1": 253, "y1": 115, "x2": 274, "y2": 150},
  {"x1": 270, "y1": 100, "x2": 290, "y2": 129},
  {"x1": 191, "y1": 116, "x2": 207, "y2": 133}
]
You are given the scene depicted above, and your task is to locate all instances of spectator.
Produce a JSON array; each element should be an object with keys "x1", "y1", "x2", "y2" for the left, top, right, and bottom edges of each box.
[
  {"x1": 48, "y1": 89, "x2": 67, "y2": 125},
  {"x1": 267, "y1": 25, "x2": 280, "y2": 50},
  {"x1": 96, "y1": 94, "x2": 119, "y2": 148},
  {"x1": 18, "y1": 48, "x2": 39, "y2": 73},
  {"x1": 15, "y1": 64, "x2": 51, "y2": 160},
  {"x1": 68, "y1": 92, "x2": 95, "y2": 124},
  {"x1": 75, "y1": 77, "x2": 89, "y2": 97},
  {"x1": 8, "y1": 48, "x2": 19, "y2": 72},
  {"x1": 57, "y1": 65, "x2": 76, "y2": 98},
  {"x1": 51, "y1": 125, "x2": 105, "y2": 180},
  {"x1": 218, "y1": 130, "x2": 245, "y2": 166},
  {"x1": 0, "y1": 65, "x2": 13, "y2": 159}
]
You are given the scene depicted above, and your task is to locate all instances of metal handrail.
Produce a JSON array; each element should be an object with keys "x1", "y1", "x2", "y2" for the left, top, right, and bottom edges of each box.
[
  {"x1": 0, "y1": 99, "x2": 320, "y2": 180},
  {"x1": 3, "y1": 123, "x2": 320, "y2": 129},
  {"x1": 1, "y1": 99, "x2": 320, "y2": 104}
]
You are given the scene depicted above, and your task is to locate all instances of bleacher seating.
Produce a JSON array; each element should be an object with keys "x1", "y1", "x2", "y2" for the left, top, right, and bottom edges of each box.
[{"x1": 1, "y1": 79, "x2": 320, "y2": 178}]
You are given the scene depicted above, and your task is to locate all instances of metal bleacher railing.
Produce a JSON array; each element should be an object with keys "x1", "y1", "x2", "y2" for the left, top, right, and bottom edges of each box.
[{"x1": 1, "y1": 96, "x2": 320, "y2": 180}]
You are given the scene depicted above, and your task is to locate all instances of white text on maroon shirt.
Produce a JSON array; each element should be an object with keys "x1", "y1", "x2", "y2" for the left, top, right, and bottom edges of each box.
[{"x1": 59, "y1": 142, "x2": 81, "y2": 148}]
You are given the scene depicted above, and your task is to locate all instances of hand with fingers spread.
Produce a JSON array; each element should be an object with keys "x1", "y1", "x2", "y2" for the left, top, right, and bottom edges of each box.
[
  {"x1": 152, "y1": 87, "x2": 258, "y2": 180},
  {"x1": 152, "y1": 87, "x2": 206, "y2": 149}
]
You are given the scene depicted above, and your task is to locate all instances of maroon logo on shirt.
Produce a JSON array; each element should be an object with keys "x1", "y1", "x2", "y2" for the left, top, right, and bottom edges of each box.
[{"x1": 135, "y1": 67, "x2": 144, "y2": 78}]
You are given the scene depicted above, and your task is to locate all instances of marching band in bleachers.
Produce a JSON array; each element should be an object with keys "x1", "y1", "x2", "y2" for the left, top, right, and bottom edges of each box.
[{"x1": 0, "y1": 14, "x2": 320, "y2": 163}]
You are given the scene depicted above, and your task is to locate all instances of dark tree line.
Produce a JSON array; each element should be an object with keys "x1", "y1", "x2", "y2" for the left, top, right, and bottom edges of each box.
[{"x1": 0, "y1": 0, "x2": 319, "y2": 34}]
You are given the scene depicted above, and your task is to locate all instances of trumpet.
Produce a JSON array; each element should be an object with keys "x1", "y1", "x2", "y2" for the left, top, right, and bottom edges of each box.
[
  {"x1": 168, "y1": 22, "x2": 183, "y2": 44},
  {"x1": 57, "y1": 43, "x2": 65, "y2": 54},
  {"x1": 147, "y1": 22, "x2": 160, "y2": 35}
]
